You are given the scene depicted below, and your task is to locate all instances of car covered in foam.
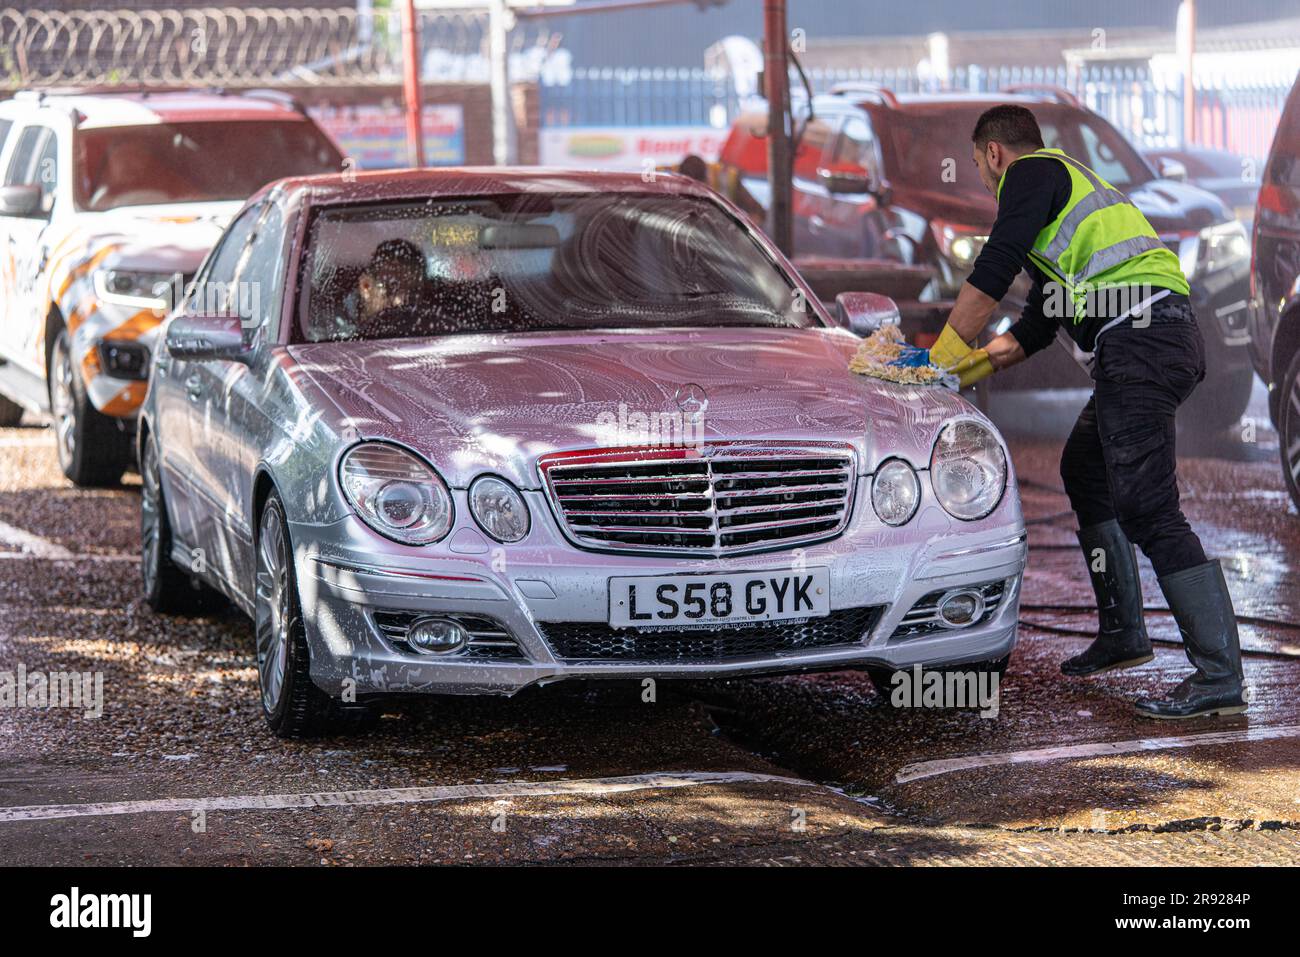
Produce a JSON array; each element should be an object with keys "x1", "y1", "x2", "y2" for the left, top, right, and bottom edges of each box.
[{"x1": 138, "y1": 167, "x2": 1027, "y2": 736}]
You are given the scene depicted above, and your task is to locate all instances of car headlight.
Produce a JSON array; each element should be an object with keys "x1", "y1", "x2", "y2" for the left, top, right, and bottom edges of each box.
[
  {"x1": 1179, "y1": 220, "x2": 1250, "y2": 278},
  {"x1": 930, "y1": 420, "x2": 1007, "y2": 521},
  {"x1": 468, "y1": 475, "x2": 530, "y2": 543},
  {"x1": 93, "y1": 269, "x2": 178, "y2": 310},
  {"x1": 339, "y1": 442, "x2": 453, "y2": 545},
  {"x1": 871, "y1": 458, "x2": 921, "y2": 526},
  {"x1": 932, "y1": 220, "x2": 988, "y2": 269}
]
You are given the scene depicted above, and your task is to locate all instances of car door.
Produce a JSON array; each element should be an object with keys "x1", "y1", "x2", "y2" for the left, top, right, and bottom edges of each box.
[
  {"x1": 162, "y1": 202, "x2": 262, "y2": 560},
  {"x1": 192, "y1": 198, "x2": 288, "y2": 600},
  {"x1": 0, "y1": 122, "x2": 60, "y2": 371}
]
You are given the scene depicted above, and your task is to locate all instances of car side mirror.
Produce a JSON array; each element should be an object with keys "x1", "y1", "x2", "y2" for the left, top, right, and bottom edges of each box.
[
  {"x1": 835, "y1": 291, "x2": 901, "y2": 337},
  {"x1": 1155, "y1": 157, "x2": 1188, "y2": 182},
  {"x1": 0, "y1": 184, "x2": 44, "y2": 218},
  {"x1": 165, "y1": 314, "x2": 251, "y2": 363},
  {"x1": 816, "y1": 164, "x2": 873, "y2": 195}
]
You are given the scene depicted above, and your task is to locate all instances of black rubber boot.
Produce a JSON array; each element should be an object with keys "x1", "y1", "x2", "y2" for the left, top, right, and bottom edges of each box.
[
  {"x1": 1060, "y1": 520, "x2": 1154, "y2": 677},
  {"x1": 1135, "y1": 559, "x2": 1246, "y2": 719}
]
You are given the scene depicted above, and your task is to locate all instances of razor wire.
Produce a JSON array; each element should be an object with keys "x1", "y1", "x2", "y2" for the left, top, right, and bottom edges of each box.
[{"x1": 0, "y1": 7, "x2": 560, "y2": 88}]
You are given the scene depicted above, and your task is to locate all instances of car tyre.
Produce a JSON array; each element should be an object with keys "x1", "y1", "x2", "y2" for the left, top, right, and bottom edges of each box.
[
  {"x1": 256, "y1": 491, "x2": 376, "y2": 738},
  {"x1": 48, "y1": 327, "x2": 131, "y2": 486},
  {"x1": 1278, "y1": 349, "x2": 1300, "y2": 512},
  {"x1": 0, "y1": 394, "x2": 23, "y2": 427},
  {"x1": 141, "y1": 434, "x2": 215, "y2": 615},
  {"x1": 867, "y1": 654, "x2": 1010, "y2": 708}
]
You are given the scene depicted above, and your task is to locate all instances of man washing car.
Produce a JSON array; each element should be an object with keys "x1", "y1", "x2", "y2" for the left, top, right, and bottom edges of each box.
[{"x1": 894, "y1": 104, "x2": 1245, "y2": 719}]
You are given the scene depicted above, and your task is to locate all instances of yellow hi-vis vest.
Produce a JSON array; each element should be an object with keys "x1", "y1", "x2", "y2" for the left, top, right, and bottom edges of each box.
[{"x1": 996, "y1": 148, "x2": 1190, "y2": 323}]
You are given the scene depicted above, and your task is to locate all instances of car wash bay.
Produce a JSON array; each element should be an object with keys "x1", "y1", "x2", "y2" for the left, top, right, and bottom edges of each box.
[{"x1": 0, "y1": 384, "x2": 1297, "y2": 866}]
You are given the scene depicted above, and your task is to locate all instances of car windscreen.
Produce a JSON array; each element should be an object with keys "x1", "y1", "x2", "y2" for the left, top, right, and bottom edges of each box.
[
  {"x1": 883, "y1": 104, "x2": 1154, "y2": 197},
  {"x1": 296, "y1": 192, "x2": 819, "y2": 343},
  {"x1": 74, "y1": 120, "x2": 342, "y2": 211}
]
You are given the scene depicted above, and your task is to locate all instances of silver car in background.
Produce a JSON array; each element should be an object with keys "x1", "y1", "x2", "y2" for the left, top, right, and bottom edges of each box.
[{"x1": 140, "y1": 168, "x2": 1027, "y2": 737}]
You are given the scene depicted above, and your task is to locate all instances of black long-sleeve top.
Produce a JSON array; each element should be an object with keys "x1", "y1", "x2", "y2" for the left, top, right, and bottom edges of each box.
[{"x1": 964, "y1": 155, "x2": 1183, "y2": 355}]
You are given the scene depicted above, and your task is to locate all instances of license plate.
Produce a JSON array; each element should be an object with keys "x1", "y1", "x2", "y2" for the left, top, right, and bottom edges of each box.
[{"x1": 608, "y1": 569, "x2": 830, "y2": 629}]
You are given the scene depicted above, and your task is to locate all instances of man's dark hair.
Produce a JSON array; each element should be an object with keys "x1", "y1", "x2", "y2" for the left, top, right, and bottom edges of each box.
[
  {"x1": 678, "y1": 154, "x2": 709, "y2": 183},
  {"x1": 972, "y1": 105, "x2": 1045, "y2": 151},
  {"x1": 369, "y1": 238, "x2": 424, "y2": 274}
]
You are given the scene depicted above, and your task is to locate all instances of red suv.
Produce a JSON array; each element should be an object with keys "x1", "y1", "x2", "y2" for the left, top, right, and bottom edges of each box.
[{"x1": 718, "y1": 87, "x2": 1256, "y2": 432}]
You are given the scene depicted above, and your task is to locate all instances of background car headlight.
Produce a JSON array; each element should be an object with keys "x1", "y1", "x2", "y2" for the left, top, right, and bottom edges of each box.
[
  {"x1": 339, "y1": 443, "x2": 452, "y2": 545},
  {"x1": 1178, "y1": 220, "x2": 1250, "y2": 278},
  {"x1": 930, "y1": 420, "x2": 1007, "y2": 521},
  {"x1": 93, "y1": 268, "x2": 177, "y2": 310},
  {"x1": 469, "y1": 475, "x2": 530, "y2": 542},
  {"x1": 871, "y1": 458, "x2": 920, "y2": 526}
]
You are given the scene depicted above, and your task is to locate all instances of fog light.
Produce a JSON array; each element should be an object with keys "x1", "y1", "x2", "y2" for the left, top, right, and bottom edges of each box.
[
  {"x1": 937, "y1": 590, "x2": 984, "y2": 628},
  {"x1": 407, "y1": 618, "x2": 468, "y2": 655},
  {"x1": 97, "y1": 341, "x2": 151, "y2": 381}
]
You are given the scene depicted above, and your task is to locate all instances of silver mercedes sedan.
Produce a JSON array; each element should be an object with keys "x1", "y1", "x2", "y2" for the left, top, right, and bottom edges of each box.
[{"x1": 140, "y1": 168, "x2": 1026, "y2": 736}]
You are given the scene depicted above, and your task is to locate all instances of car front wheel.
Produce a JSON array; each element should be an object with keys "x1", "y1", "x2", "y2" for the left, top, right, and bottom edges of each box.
[
  {"x1": 255, "y1": 491, "x2": 375, "y2": 737},
  {"x1": 48, "y1": 328, "x2": 131, "y2": 486},
  {"x1": 867, "y1": 655, "x2": 1010, "y2": 709}
]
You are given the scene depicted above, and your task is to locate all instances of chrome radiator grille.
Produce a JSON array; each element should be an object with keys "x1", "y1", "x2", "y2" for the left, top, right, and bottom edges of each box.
[{"x1": 538, "y1": 443, "x2": 856, "y2": 556}]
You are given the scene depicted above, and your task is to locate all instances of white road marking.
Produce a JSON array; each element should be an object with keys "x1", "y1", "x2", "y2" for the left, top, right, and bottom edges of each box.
[
  {"x1": 894, "y1": 724, "x2": 1300, "y2": 784},
  {"x1": 0, "y1": 552, "x2": 136, "y2": 563},
  {"x1": 0, "y1": 770, "x2": 821, "y2": 823},
  {"x1": 0, "y1": 435, "x2": 51, "y2": 448},
  {"x1": 0, "y1": 520, "x2": 76, "y2": 560},
  {"x1": 0, "y1": 519, "x2": 135, "y2": 563}
]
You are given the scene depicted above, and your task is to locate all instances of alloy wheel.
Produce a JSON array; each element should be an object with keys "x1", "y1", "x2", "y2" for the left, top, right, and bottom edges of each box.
[
  {"x1": 140, "y1": 440, "x2": 163, "y2": 596},
  {"x1": 49, "y1": 333, "x2": 76, "y2": 469},
  {"x1": 255, "y1": 506, "x2": 292, "y2": 715}
]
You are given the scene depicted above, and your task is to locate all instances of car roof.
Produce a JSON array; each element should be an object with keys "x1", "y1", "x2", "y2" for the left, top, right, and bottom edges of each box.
[
  {"x1": 271, "y1": 167, "x2": 721, "y2": 207},
  {"x1": 5, "y1": 89, "x2": 307, "y2": 129}
]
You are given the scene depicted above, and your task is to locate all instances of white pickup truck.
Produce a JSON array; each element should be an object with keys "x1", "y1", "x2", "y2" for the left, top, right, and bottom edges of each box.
[{"x1": 0, "y1": 89, "x2": 343, "y2": 484}]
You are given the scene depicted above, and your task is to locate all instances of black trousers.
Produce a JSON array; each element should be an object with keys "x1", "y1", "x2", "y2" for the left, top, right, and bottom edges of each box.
[{"x1": 1059, "y1": 299, "x2": 1208, "y2": 579}]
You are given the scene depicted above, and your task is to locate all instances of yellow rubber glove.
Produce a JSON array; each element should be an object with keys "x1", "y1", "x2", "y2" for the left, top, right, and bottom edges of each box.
[
  {"x1": 929, "y1": 324, "x2": 974, "y2": 370},
  {"x1": 951, "y1": 348, "x2": 995, "y2": 388}
]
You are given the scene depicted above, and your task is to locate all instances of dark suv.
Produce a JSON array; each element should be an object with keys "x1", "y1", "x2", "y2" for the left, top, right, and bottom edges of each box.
[
  {"x1": 1250, "y1": 74, "x2": 1300, "y2": 509},
  {"x1": 718, "y1": 87, "x2": 1256, "y2": 430}
]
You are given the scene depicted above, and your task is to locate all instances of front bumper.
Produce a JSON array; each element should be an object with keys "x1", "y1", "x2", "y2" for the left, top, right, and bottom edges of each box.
[{"x1": 294, "y1": 485, "x2": 1027, "y2": 697}]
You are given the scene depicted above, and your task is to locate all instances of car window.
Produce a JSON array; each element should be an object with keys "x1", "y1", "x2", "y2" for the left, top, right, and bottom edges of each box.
[
  {"x1": 4, "y1": 126, "x2": 46, "y2": 186},
  {"x1": 73, "y1": 120, "x2": 342, "y2": 211},
  {"x1": 297, "y1": 192, "x2": 820, "y2": 343},
  {"x1": 0, "y1": 119, "x2": 13, "y2": 156},
  {"x1": 194, "y1": 204, "x2": 262, "y2": 316},
  {"x1": 1074, "y1": 122, "x2": 1134, "y2": 187},
  {"x1": 233, "y1": 201, "x2": 286, "y2": 333},
  {"x1": 33, "y1": 130, "x2": 58, "y2": 213},
  {"x1": 792, "y1": 109, "x2": 835, "y2": 180},
  {"x1": 3, "y1": 125, "x2": 57, "y2": 216},
  {"x1": 884, "y1": 105, "x2": 1151, "y2": 197},
  {"x1": 832, "y1": 114, "x2": 879, "y2": 179}
]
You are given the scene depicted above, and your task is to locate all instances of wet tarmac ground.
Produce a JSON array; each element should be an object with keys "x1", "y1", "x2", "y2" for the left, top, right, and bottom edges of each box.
[{"x1": 1, "y1": 386, "x2": 1297, "y2": 866}]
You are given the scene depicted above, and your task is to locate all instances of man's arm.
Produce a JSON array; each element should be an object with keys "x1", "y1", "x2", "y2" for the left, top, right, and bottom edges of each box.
[{"x1": 939, "y1": 157, "x2": 1071, "y2": 352}]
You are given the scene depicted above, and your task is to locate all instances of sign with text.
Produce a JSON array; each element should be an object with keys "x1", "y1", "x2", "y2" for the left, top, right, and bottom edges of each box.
[
  {"x1": 310, "y1": 104, "x2": 465, "y2": 169},
  {"x1": 539, "y1": 125, "x2": 725, "y2": 171}
]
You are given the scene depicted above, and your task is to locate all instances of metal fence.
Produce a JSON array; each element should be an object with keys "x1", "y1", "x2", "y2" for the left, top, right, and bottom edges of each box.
[
  {"x1": 540, "y1": 62, "x2": 1298, "y2": 163},
  {"x1": 0, "y1": 6, "x2": 556, "y2": 88}
]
